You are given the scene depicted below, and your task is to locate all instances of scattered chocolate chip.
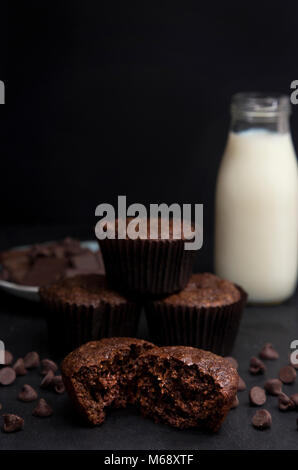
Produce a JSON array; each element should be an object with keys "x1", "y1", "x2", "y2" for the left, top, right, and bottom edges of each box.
[
  {"x1": 52, "y1": 375, "x2": 65, "y2": 394},
  {"x1": 2, "y1": 414, "x2": 24, "y2": 433},
  {"x1": 225, "y1": 357, "x2": 238, "y2": 369},
  {"x1": 4, "y1": 351, "x2": 13, "y2": 366},
  {"x1": 252, "y1": 409, "x2": 272, "y2": 430},
  {"x1": 290, "y1": 393, "x2": 298, "y2": 408},
  {"x1": 249, "y1": 356, "x2": 266, "y2": 375},
  {"x1": 278, "y1": 392, "x2": 295, "y2": 411},
  {"x1": 249, "y1": 386, "x2": 266, "y2": 406},
  {"x1": 13, "y1": 358, "x2": 27, "y2": 376},
  {"x1": 0, "y1": 367, "x2": 16, "y2": 385},
  {"x1": 18, "y1": 384, "x2": 38, "y2": 403},
  {"x1": 264, "y1": 378, "x2": 283, "y2": 396},
  {"x1": 32, "y1": 398, "x2": 53, "y2": 417},
  {"x1": 40, "y1": 369, "x2": 54, "y2": 389},
  {"x1": 237, "y1": 376, "x2": 246, "y2": 391},
  {"x1": 40, "y1": 359, "x2": 58, "y2": 376},
  {"x1": 23, "y1": 351, "x2": 40, "y2": 369},
  {"x1": 279, "y1": 365, "x2": 296, "y2": 384},
  {"x1": 259, "y1": 343, "x2": 279, "y2": 360},
  {"x1": 231, "y1": 395, "x2": 239, "y2": 409}
]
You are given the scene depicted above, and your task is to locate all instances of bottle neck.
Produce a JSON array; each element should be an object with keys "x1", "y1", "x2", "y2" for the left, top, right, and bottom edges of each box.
[{"x1": 230, "y1": 111, "x2": 290, "y2": 134}]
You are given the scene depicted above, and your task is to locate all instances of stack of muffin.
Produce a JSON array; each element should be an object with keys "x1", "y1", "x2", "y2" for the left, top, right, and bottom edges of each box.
[{"x1": 40, "y1": 217, "x2": 247, "y2": 357}]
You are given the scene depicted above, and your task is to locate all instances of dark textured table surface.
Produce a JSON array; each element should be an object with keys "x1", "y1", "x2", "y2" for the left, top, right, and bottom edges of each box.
[{"x1": 0, "y1": 227, "x2": 298, "y2": 450}]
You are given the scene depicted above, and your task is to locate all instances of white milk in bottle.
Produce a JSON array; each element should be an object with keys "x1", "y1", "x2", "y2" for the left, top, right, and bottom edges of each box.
[{"x1": 215, "y1": 93, "x2": 298, "y2": 304}]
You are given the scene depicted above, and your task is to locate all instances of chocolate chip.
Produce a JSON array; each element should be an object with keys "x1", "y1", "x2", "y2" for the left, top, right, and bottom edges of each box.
[
  {"x1": 252, "y1": 409, "x2": 272, "y2": 430},
  {"x1": 249, "y1": 357, "x2": 266, "y2": 375},
  {"x1": 52, "y1": 375, "x2": 65, "y2": 394},
  {"x1": 23, "y1": 351, "x2": 40, "y2": 369},
  {"x1": 237, "y1": 376, "x2": 246, "y2": 391},
  {"x1": 32, "y1": 398, "x2": 53, "y2": 417},
  {"x1": 40, "y1": 359, "x2": 58, "y2": 375},
  {"x1": 4, "y1": 351, "x2": 13, "y2": 366},
  {"x1": 13, "y1": 358, "x2": 27, "y2": 376},
  {"x1": 279, "y1": 365, "x2": 296, "y2": 384},
  {"x1": 226, "y1": 357, "x2": 238, "y2": 369},
  {"x1": 249, "y1": 386, "x2": 266, "y2": 406},
  {"x1": 290, "y1": 393, "x2": 298, "y2": 408},
  {"x1": 18, "y1": 384, "x2": 38, "y2": 403},
  {"x1": 2, "y1": 414, "x2": 24, "y2": 433},
  {"x1": 264, "y1": 378, "x2": 283, "y2": 396},
  {"x1": 231, "y1": 395, "x2": 239, "y2": 409},
  {"x1": 40, "y1": 369, "x2": 55, "y2": 389},
  {"x1": 0, "y1": 367, "x2": 16, "y2": 385},
  {"x1": 278, "y1": 392, "x2": 295, "y2": 411},
  {"x1": 259, "y1": 343, "x2": 279, "y2": 360}
]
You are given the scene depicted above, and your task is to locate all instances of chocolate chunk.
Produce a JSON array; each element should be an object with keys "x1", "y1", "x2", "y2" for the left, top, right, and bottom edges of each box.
[
  {"x1": 32, "y1": 398, "x2": 53, "y2": 417},
  {"x1": 252, "y1": 409, "x2": 272, "y2": 430},
  {"x1": 264, "y1": 378, "x2": 283, "y2": 396},
  {"x1": 231, "y1": 395, "x2": 239, "y2": 409},
  {"x1": 23, "y1": 351, "x2": 40, "y2": 369},
  {"x1": 13, "y1": 358, "x2": 27, "y2": 376},
  {"x1": 237, "y1": 376, "x2": 246, "y2": 391},
  {"x1": 249, "y1": 386, "x2": 266, "y2": 406},
  {"x1": 52, "y1": 375, "x2": 65, "y2": 394},
  {"x1": 278, "y1": 392, "x2": 295, "y2": 411},
  {"x1": 290, "y1": 393, "x2": 298, "y2": 408},
  {"x1": 279, "y1": 365, "x2": 296, "y2": 384},
  {"x1": 225, "y1": 357, "x2": 238, "y2": 369},
  {"x1": 249, "y1": 356, "x2": 266, "y2": 375},
  {"x1": 18, "y1": 384, "x2": 38, "y2": 402},
  {"x1": 4, "y1": 351, "x2": 13, "y2": 365},
  {"x1": 40, "y1": 359, "x2": 58, "y2": 375},
  {"x1": 0, "y1": 367, "x2": 16, "y2": 385},
  {"x1": 2, "y1": 414, "x2": 24, "y2": 433},
  {"x1": 40, "y1": 369, "x2": 55, "y2": 389},
  {"x1": 259, "y1": 343, "x2": 279, "y2": 360}
]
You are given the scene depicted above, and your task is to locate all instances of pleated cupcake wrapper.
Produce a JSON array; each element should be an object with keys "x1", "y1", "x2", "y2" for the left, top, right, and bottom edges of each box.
[
  {"x1": 43, "y1": 299, "x2": 141, "y2": 357},
  {"x1": 99, "y1": 238, "x2": 196, "y2": 297},
  {"x1": 145, "y1": 287, "x2": 247, "y2": 356}
]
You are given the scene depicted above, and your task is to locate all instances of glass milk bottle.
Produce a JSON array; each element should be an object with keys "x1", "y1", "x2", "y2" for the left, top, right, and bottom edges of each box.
[{"x1": 215, "y1": 93, "x2": 298, "y2": 304}]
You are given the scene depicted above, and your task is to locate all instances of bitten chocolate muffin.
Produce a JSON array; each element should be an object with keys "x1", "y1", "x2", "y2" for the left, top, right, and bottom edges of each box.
[
  {"x1": 61, "y1": 337, "x2": 155, "y2": 425},
  {"x1": 136, "y1": 345, "x2": 239, "y2": 432},
  {"x1": 145, "y1": 273, "x2": 247, "y2": 355},
  {"x1": 40, "y1": 275, "x2": 141, "y2": 356},
  {"x1": 97, "y1": 217, "x2": 197, "y2": 297}
]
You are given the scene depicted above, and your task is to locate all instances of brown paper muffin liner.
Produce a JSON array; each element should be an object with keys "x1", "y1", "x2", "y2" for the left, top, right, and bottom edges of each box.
[
  {"x1": 41, "y1": 298, "x2": 141, "y2": 357},
  {"x1": 99, "y1": 238, "x2": 196, "y2": 297},
  {"x1": 145, "y1": 286, "x2": 247, "y2": 356}
]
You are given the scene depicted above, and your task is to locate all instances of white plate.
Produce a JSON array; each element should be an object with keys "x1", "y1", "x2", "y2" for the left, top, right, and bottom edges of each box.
[{"x1": 0, "y1": 240, "x2": 99, "y2": 302}]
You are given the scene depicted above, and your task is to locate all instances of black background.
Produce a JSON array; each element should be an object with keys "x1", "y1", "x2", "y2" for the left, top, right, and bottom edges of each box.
[{"x1": 3, "y1": 1, "x2": 298, "y2": 269}]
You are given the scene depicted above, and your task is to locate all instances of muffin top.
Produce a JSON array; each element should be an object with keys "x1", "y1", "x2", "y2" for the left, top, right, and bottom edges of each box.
[
  {"x1": 39, "y1": 274, "x2": 130, "y2": 308},
  {"x1": 99, "y1": 217, "x2": 195, "y2": 241},
  {"x1": 139, "y1": 345, "x2": 239, "y2": 391},
  {"x1": 159, "y1": 273, "x2": 241, "y2": 308}
]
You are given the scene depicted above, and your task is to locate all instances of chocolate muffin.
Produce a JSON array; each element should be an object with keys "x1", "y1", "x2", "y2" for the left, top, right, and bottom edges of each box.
[
  {"x1": 136, "y1": 345, "x2": 239, "y2": 432},
  {"x1": 97, "y1": 217, "x2": 197, "y2": 297},
  {"x1": 40, "y1": 274, "x2": 141, "y2": 356},
  {"x1": 61, "y1": 337, "x2": 155, "y2": 425},
  {"x1": 145, "y1": 273, "x2": 247, "y2": 355},
  {"x1": 61, "y1": 338, "x2": 237, "y2": 432}
]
